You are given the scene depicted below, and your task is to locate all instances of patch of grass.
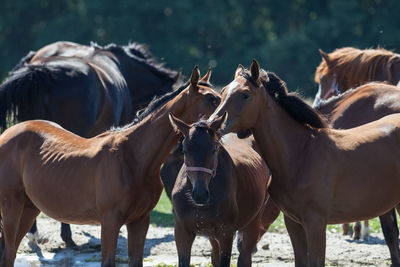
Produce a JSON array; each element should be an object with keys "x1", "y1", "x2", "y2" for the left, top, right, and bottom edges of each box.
[
  {"x1": 84, "y1": 255, "x2": 101, "y2": 262},
  {"x1": 150, "y1": 190, "x2": 174, "y2": 227}
]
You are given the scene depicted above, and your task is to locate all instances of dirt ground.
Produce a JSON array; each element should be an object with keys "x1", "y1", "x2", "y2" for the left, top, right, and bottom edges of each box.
[{"x1": 15, "y1": 217, "x2": 392, "y2": 267}]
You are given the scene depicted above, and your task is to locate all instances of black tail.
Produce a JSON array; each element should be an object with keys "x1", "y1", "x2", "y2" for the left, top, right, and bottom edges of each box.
[{"x1": 0, "y1": 64, "x2": 55, "y2": 132}]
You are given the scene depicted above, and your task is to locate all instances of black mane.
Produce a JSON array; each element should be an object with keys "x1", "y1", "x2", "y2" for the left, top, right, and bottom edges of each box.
[
  {"x1": 241, "y1": 69, "x2": 327, "y2": 129},
  {"x1": 92, "y1": 42, "x2": 179, "y2": 82}
]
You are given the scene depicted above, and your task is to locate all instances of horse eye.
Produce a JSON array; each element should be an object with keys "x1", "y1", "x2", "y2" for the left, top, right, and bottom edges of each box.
[{"x1": 242, "y1": 92, "x2": 250, "y2": 100}]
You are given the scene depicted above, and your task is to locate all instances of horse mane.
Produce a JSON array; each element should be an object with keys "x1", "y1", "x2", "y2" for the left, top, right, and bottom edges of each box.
[
  {"x1": 9, "y1": 50, "x2": 36, "y2": 73},
  {"x1": 112, "y1": 81, "x2": 190, "y2": 131},
  {"x1": 241, "y1": 69, "x2": 327, "y2": 129},
  {"x1": 314, "y1": 47, "x2": 400, "y2": 87},
  {"x1": 91, "y1": 42, "x2": 179, "y2": 83}
]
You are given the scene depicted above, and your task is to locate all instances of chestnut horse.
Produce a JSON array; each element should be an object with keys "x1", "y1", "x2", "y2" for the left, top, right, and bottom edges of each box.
[
  {"x1": 316, "y1": 82, "x2": 400, "y2": 240},
  {"x1": 169, "y1": 114, "x2": 276, "y2": 267},
  {"x1": 0, "y1": 67, "x2": 220, "y2": 267},
  {"x1": 0, "y1": 41, "x2": 180, "y2": 247},
  {"x1": 210, "y1": 59, "x2": 400, "y2": 266},
  {"x1": 313, "y1": 47, "x2": 400, "y2": 107}
]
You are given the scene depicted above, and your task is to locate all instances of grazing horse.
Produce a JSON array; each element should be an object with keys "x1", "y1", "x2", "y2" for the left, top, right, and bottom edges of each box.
[
  {"x1": 0, "y1": 67, "x2": 220, "y2": 267},
  {"x1": 316, "y1": 82, "x2": 400, "y2": 240},
  {"x1": 0, "y1": 41, "x2": 179, "y2": 247},
  {"x1": 169, "y1": 113, "x2": 275, "y2": 267},
  {"x1": 210, "y1": 59, "x2": 400, "y2": 266},
  {"x1": 313, "y1": 47, "x2": 400, "y2": 107}
]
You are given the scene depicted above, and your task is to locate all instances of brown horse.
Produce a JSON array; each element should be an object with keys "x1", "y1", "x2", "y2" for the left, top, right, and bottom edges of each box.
[
  {"x1": 0, "y1": 67, "x2": 220, "y2": 267},
  {"x1": 313, "y1": 47, "x2": 400, "y2": 107},
  {"x1": 316, "y1": 82, "x2": 400, "y2": 240},
  {"x1": 210, "y1": 59, "x2": 400, "y2": 266},
  {"x1": 169, "y1": 113, "x2": 276, "y2": 267}
]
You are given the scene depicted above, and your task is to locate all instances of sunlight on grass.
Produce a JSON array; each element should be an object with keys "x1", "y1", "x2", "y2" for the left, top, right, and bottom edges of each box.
[{"x1": 150, "y1": 190, "x2": 174, "y2": 227}]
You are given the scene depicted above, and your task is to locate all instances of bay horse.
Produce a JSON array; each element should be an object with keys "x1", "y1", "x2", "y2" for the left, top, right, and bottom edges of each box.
[
  {"x1": 313, "y1": 47, "x2": 400, "y2": 107},
  {"x1": 169, "y1": 114, "x2": 277, "y2": 267},
  {"x1": 316, "y1": 82, "x2": 400, "y2": 240},
  {"x1": 0, "y1": 41, "x2": 179, "y2": 247},
  {"x1": 210, "y1": 59, "x2": 400, "y2": 266},
  {"x1": 0, "y1": 67, "x2": 220, "y2": 267}
]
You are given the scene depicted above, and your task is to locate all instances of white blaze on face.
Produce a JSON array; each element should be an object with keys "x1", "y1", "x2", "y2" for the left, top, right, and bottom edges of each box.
[
  {"x1": 210, "y1": 80, "x2": 239, "y2": 122},
  {"x1": 312, "y1": 84, "x2": 322, "y2": 108}
]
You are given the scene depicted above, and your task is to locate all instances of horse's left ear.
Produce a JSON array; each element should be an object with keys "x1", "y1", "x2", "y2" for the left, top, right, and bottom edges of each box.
[
  {"x1": 169, "y1": 113, "x2": 190, "y2": 137},
  {"x1": 200, "y1": 68, "x2": 212, "y2": 84},
  {"x1": 319, "y1": 49, "x2": 331, "y2": 65},
  {"x1": 190, "y1": 66, "x2": 200, "y2": 92},
  {"x1": 250, "y1": 59, "x2": 260, "y2": 81},
  {"x1": 209, "y1": 112, "x2": 228, "y2": 132}
]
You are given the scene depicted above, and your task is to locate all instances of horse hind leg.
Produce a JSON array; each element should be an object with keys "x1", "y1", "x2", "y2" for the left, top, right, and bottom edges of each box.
[
  {"x1": 237, "y1": 219, "x2": 261, "y2": 267},
  {"x1": 353, "y1": 221, "x2": 362, "y2": 240},
  {"x1": 14, "y1": 203, "x2": 40, "y2": 251},
  {"x1": 361, "y1": 220, "x2": 370, "y2": 240},
  {"x1": 379, "y1": 208, "x2": 400, "y2": 267},
  {"x1": 342, "y1": 223, "x2": 350, "y2": 236}
]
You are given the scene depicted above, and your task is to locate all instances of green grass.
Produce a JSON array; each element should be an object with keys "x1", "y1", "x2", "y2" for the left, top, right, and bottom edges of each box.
[{"x1": 150, "y1": 190, "x2": 387, "y2": 235}]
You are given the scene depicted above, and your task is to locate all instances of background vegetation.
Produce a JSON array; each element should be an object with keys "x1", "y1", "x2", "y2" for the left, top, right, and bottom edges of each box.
[{"x1": 1, "y1": 0, "x2": 400, "y2": 96}]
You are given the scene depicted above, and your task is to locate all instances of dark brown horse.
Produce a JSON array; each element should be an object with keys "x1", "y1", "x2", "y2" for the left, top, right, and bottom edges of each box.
[
  {"x1": 0, "y1": 41, "x2": 180, "y2": 247},
  {"x1": 169, "y1": 113, "x2": 274, "y2": 267},
  {"x1": 316, "y1": 82, "x2": 400, "y2": 240},
  {"x1": 0, "y1": 67, "x2": 220, "y2": 267},
  {"x1": 210, "y1": 59, "x2": 400, "y2": 266},
  {"x1": 313, "y1": 47, "x2": 400, "y2": 107}
]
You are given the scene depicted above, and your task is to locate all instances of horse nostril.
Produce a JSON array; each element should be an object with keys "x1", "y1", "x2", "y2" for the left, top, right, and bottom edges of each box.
[{"x1": 191, "y1": 188, "x2": 209, "y2": 205}]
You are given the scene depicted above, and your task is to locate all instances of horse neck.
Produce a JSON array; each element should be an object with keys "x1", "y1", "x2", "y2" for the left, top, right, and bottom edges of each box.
[
  {"x1": 316, "y1": 97, "x2": 342, "y2": 122},
  {"x1": 123, "y1": 91, "x2": 188, "y2": 176},
  {"x1": 251, "y1": 97, "x2": 316, "y2": 182}
]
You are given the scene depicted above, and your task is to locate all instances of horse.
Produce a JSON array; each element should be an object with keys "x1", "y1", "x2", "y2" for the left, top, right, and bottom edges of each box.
[
  {"x1": 313, "y1": 47, "x2": 400, "y2": 107},
  {"x1": 316, "y1": 82, "x2": 400, "y2": 240},
  {"x1": 169, "y1": 113, "x2": 276, "y2": 267},
  {"x1": 0, "y1": 66, "x2": 220, "y2": 267},
  {"x1": 0, "y1": 41, "x2": 180, "y2": 248},
  {"x1": 209, "y1": 59, "x2": 400, "y2": 266}
]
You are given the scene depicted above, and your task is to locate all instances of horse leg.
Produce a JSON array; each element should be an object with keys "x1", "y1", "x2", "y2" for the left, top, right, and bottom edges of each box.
[
  {"x1": 379, "y1": 208, "x2": 400, "y2": 267},
  {"x1": 361, "y1": 220, "x2": 370, "y2": 240},
  {"x1": 0, "y1": 195, "x2": 24, "y2": 267},
  {"x1": 217, "y1": 232, "x2": 234, "y2": 267},
  {"x1": 353, "y1": 221, "x2": 361, "y2": 240},
  {"x1": 27, "y1": 220, "x2": 39, "y2": 246},
  {"x1": 209, "y1": 237, "x2": 220, "y2": 267},
  {"x1": 100, "y1": 213, "x2": 123, "y2": 267},
  {"x1": 342, "y1": 223, "x2": 350, "y2": 236},
  {"x1": 61, "y1": 223, "x2": 77, "y2": 249},
  {"x1": 303, "y1": 214, "x2": 326, "y2": 267},
  {"x1": 237, "y1": 218, "x2": 261, "y2": 267},
  {"x1": 14, "y1": 204, "x2": 40, "y2": 251},
  {"x1": 127, "y1": 214, "x2": 150, "y2": 267},
  {"x1": 284, "y1": 215, "x2": 308, "y2": 267},
  {"x1": 174, "y1": 219, "x2": 195, "y2": 267}
]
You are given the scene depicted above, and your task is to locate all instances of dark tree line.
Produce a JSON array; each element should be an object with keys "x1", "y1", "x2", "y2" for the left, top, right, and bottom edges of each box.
[{"x1": 1, "y1": 0, "x2": 399, "y2": 96}]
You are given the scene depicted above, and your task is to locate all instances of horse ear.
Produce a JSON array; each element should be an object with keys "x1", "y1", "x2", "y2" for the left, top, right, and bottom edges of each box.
[
  {"x1": 190, "y1": 66, "x2": 200, "y2": 90},
  {"x1": 169, "y1": 113, "x2": 190, "y2": 137},
  {"x1": 235, "y1": 64, "x2": 244, "y2": 77},
  {"x1": 319, "y1": 49, "x2": 331, "y2": 65},
  {"x1": 200, "y1": 68, "x2": 212, "y2": 84},
  {"x1": 209, "y1": 112, "x2": 228, "y2": 132},
  {"x1": 250, "y1": 59, "x2": 260, "y2": 81}
]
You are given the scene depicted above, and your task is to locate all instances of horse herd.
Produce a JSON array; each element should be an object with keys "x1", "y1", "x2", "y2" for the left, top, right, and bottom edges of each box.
[{"x1": 0, "y1": 42, "x2": 400, "y2": 267}]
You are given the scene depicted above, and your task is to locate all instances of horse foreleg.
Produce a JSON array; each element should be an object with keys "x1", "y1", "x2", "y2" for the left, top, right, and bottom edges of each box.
[
  {"x1": 303, "y1": 214, "x2": 327, "y2": 267},
  {"x1": 127, "y1": 214, "x2": 150, "y2": 267},
  {"x1": 217, "y1": 231, "x2": 234, "y2": 267},
  {"x1": 0, "y1": 195, "x2": 24, "y2": 267},
  {"x1": 61, "y1": 223, "x2": 77, "y2": 249},
  {"x1": 380, "y1": 208, "x2": 400, "y2": 267},
  {"x1": 100, "y1": 213, "x2": 123, "y2": 267},
  {"x1": 353, "y1": 221, "x2": 361, "y2": 240},
  {"x1": 284, "y1": 215, "x2": 308, "y2": 267},
  {"x1": 361, "y1": 220, "x2": 370, "y2": 240},
  {"x1": 237, "y1": 217, "x2": 261, "y2": 267},
  {"x1": 209, "y1": 237, "x2": 220, "y2": 267},
  {"x1": 174, "y1": 219, "x2": 195, "y2": 267}
]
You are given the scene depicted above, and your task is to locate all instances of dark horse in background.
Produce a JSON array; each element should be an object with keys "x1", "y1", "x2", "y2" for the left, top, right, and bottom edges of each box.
[{"x1": 0, "y1": 41, "x2": 180, "y2": 248}]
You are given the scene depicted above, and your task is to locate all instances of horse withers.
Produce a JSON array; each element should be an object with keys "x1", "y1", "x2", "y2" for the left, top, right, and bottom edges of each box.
[
  {"x1": 0, "y1": 66, "x2": 220, "y2": 267},
  {"x1": 210, "y1": 59, "x2": 400, "y2": 266},
  {"x1": 169, "y1": 113, "x2": 276, "y2": 267}
]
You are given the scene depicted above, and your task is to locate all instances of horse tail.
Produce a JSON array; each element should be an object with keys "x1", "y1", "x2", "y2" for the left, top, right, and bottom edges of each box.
[{"x1": 0, "y1": 64, "x2": 54, "y2": 132}]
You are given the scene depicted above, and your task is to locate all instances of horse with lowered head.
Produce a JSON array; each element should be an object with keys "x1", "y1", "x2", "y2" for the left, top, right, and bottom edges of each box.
[
  {"x1": 313, "y1": 47, "x2": 400, "y2": 107},
  {"x1": 170, "y1": 113, "x2": 275, "y2": 267},
  {"x1": 0, "y1": 66, "x2": 220, "y2": 267},
  {"x1": 210, "y1": 59, "x2": 400, "y2": 266}
]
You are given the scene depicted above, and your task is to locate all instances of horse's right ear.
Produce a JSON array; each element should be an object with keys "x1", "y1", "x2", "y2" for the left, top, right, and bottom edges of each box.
[
  {"x1": 250, "y1": 59, "x2": 260, "y2": 81},
  {"x1": 169, "y1": 113, "x2": 190, "y2": 137},
  {"x1": 209, "y1": 112, "x2": 228, "y2": 133},
  {"x1": 235, "y1": 64, "x2": 244, "y2": 77},
  {"x1": 319, "y1": 49, "x2": 331, "y2": 65},
  {"x1": 190, "y1": 66, "x2": 200, "y2": 90},
  {"x1": 200, "y1": 68, "x2": 212, "y2": 84}
]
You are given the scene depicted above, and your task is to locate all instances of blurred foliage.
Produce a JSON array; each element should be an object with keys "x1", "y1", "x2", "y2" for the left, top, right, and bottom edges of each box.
[{"x1": 1, "y1": 0, "x2": 399, "y2": 96}]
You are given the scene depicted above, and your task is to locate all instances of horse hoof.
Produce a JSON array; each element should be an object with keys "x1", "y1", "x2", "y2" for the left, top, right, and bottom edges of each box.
[{"x1": 65, "y1": 240, "x2": 78, "y2": 250}]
